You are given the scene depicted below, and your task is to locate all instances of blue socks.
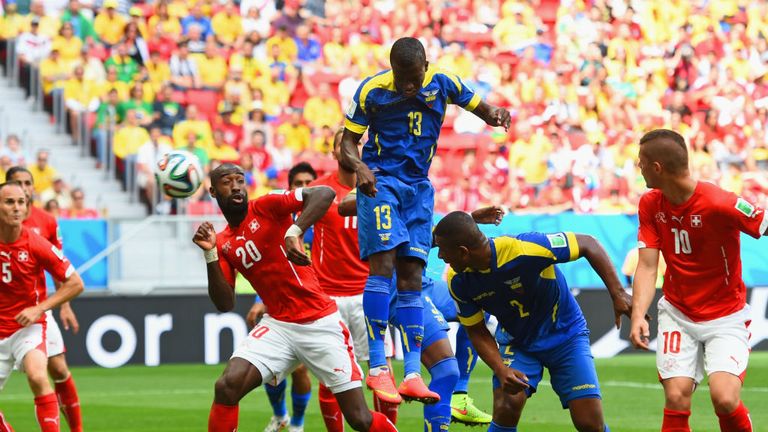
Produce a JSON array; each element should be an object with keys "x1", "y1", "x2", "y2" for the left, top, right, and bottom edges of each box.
[
  {"x1": 363, "y1": 275, "x2": 392, "y2": 369},
  {"x1": 488, "y1": 422, "x2": 517, "y2": 431},
  {"x1": 264, "y1": 380, "x2": 287, "y2": 417},
  {"x1": 423, "y1": 357, "x2": 459, "y2": 432},
  {"x1": 290, "y1": 390, "x2": 311, "y2": 427},
  {"x1": 396, "y1": 290, "x2": 424, "y2": 376},
  {"x1": 454, "y1": 324, "x2": 477, "y2": 394}
]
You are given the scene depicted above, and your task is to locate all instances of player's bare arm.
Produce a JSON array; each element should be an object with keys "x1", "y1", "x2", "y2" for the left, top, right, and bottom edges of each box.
[
  {"x1": 575, "y1": 234, "x2": 633, "y2": 329},
  {"x1": 193, "y1": 221, "x2": 235, "y2": 312},
  {"x1": 470, "y1": 206, "x2": 505, "y2": 225},
  {"x1": 471, "y1": 101, "x2": 512, "y2": 130},
  {"x1": 16, "y1": 272, "x2": 84, "y2": 327},
  {"x1": 285, "y1": 186, "x2": 336, "y2": 266},
  {"x1": 338, "y1": 189, "x2": 357, "y2": 217},
  {"x1": 246, "y1": 300, "x2": 266, "y2": 328},
  {"x1": 339, "y1": 129, "x2": 377, "y2": 197},
  {"x1": 629, "y1": 247, "x2": 660, "y2": 350},
  {"x1": 464, "y1": 321, "x2": 529, "y2": 395},
  {"x1": 53, "y1": 279, "x2": 80, "y2": 333}
]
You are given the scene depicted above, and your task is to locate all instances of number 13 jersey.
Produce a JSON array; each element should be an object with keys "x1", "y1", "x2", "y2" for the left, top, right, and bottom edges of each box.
[
  {"x1": 638, "y1": 181, "x2": 767, "y2": 322},
  {"x1": 215, "y1": 189, "x2": 337, "y2": 324}
]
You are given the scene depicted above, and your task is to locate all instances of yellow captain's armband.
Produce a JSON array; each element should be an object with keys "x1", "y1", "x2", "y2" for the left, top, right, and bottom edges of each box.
[
  {"x1": 344, "y1": 119, "x2": 367, "y2": 134},
  {"x1": 565, "y1": 232, "x2": 579, "y2": 261},
  {"x1": 458, "y1": 311, "x2": 485, "y2": 326}
]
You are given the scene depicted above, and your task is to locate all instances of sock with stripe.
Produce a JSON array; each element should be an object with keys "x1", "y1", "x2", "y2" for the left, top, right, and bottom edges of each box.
[
  {"x1": 423, "y1": 357, "x2": 459, "y2": 432},
  {"x1": 453, "y1": 325, "x2": 477, "y2": 394},
  {"x1": 34, "y1": 393, "x2": 59, "y2": 432},
  {"x1": 0, "y1": 410, "x2": 14, "y2": 432},
  {"x1": 363, "y1": 275, "x2": 392, "y2": 369},
  {"x1": 55, "y1": 375, "x2": 82, "y2": 432},
  {"x1": 264, "y1": 380, "x2": 288, "y2": 417},
  {"x1": 368, "y1": 410, "x2": 397, "y2": 432},
  {"x1": 396, "y1": 290, "x2": 424, "y2": 376},
  {"x1": 318, "y1": 384, "x2": 344, "y2": 432},
  {"x1": 373, "y1": 393, "x2": 399, "y2": 425}
]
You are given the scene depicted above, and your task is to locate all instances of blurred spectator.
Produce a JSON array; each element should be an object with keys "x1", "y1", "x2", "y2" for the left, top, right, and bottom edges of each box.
[
  {"x1": 27, "y1": 149, "x2": 58, "y2": 194},
  {"x1": 113, "y1": 109, "x2": 150, "y2": 160},
  {"x1": 61, "y1": 188, "x2": 100, "y2": 218},
  {"x1": 117, "y1": 83, "x2": 153, "y2": 125},
  {"x1": 44, "y1": 199, "x2": 61, "y2": 218},
  {"x1": 312, "y1": 125, "x2": 335, "y2": 155},
  {"x1": 241, "y1": 5, "x2": 271, "y2": 38},
  {"x1": 122, "y1": 21, "x2": 150, "y2": 66},
  {"x1": 40, "y1": 177, "x2": 72, "y2": 209},
  {"x1": 212, "y1": 105, "x2": 243, "y2": 148},
  {"x1": 169, "y1": 41, "x2": 200, "y2": 90},
  {"x1": 105, "y1": 42, "x2": 139, "y2": 82},
  {"x1": 128, "y1": 6, "x2": 148, "y2": 39},
  {"x1": 16, "y1": 17, "x2": 52, "y2": 65},
  {"x1": 51, "y1": 21, "x2": 82, "y2": 68},
  {"x1": 59, "y1": 0, "x2": 97, "y2": 41},
  {"x1": 239, "y1": 0, "x2": 276, "y2": 24},
  {"x1": 277, "y1": 109, "x2": 311, "y2": 153},
  {"x1": 148, "y1": 1, "x2": 182, "y2": 42},
  {"x1": 242, "y1": 129, "x2": 271, "y2": 171},
  {"x1": 181, "y1": 130, "x2": 210, "y2": 171},
  {"x1": 208, "y1": 130, "x2": 239, "y2": 163},
  {"x1": 265, "y1": 25, "x2": 298, "y2": 62},
  {"x1": 1, "y1": 135, "x2": 28, "y2": 166},
  {"x1": 93, "y1": 88, "x2": 120, "y2": 167},
  {"x1": 98, "y1": 65, "x2": 130, "y2": 99},
  {"x1": 181, "y1": 3, "x2": 212, "y2": 39},
  {"x1": 198, "y1": 43, "x2": 227, "y2": 90},
  {"x1": 172, "y1": 104, "x2": 213, "y2": 149},
  {"x1": 93, "y1": 0, "x2": 125, "y2": 46},
  {"x1": 136, "y1": 126, "x2": 173, "y2": 214},
  {"x1": 211, "y1": 1, "x2": 242, "y2": 46},
  {"x1": 302, "y1": 82, "x2": 342, "y2": 130},
  {"x1": 63, "y1": 65, "x2": 100, "y2": 140},
  {"x1": 152, "y1": 85, "x2": 185, "y2": 136},
  {"x1": 294, "y1": 23, "x2": 321, "y2": 65},
  {"x1": 271, "y1": 1, "x2": 303, "y2": 36}
]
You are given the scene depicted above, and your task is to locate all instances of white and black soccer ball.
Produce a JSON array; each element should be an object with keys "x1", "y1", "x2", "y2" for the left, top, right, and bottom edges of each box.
[{"x1": 154, "y1": 150, "x2": 203, "y2": 199}]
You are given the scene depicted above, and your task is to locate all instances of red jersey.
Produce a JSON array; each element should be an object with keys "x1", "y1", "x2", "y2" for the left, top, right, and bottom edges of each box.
[
  {"x1": 0, "y1": 228, "x2": 74, "y2": 337},
  {"x1": 216, "y1": 189, "x2": 337, "y2": 323},
  {"x1": 23, "y1": 206, "x2": 62, "y2": 292},
  {"x1": 310, "y1": 173, "x2": 368, "y2": 297},
  {"x1": 638, "y1": 181, "x2": 766, "y2": 321}
]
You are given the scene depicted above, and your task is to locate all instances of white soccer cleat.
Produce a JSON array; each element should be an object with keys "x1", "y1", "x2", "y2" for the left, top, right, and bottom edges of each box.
[
  {"x1": 263, "y1": 414, "x2": 290, "y2": 432},
  {"x1": 287, "y1": 426, "x2": 304, "y2": 432}
]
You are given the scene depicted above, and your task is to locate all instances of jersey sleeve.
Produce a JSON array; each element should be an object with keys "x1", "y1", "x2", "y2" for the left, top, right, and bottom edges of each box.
[
  {"x1": 442, "y1": 72, "x2": 482, "y2": 111},
  {"x1": 258, "y1": 188, "x2": 305, "y2": 219},
  {"x1": 723, "y1": 194, "x2": 767, "y2": 239},
  {"x1": 446, "y1": 269, "x2": 484, "y2": 327},
  {"x1": 513, "y1": 232, "x2": 580, "y2": 265},
  {"x1": 637, "y1": 193, "x2": 661, "y2": 249},
  {"x1": 344, "y1": 80, "x2": 369, "y2": 135},
  {"x1": 215, "y1": 239, "x2": 236, "y2": 287},
  {"x1": 49, "y1": 218, "x2": 62, "y2": 249},
  {"x1": 31, "y1": 234, "x2": 74, "y2": 282}
]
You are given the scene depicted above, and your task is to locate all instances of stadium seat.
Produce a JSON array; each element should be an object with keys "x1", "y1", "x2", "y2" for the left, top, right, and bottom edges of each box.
[
  {"x1": 187, "y1": 200, "x2": 220, "y2": 216},
  {"x1": 185, "y1": 90, "x2": 221, "y2": 122}
]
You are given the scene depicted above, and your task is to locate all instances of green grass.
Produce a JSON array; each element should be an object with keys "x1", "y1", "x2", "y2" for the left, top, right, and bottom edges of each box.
[{"x1": 3, "y1": 354, "x2": 768, "y2": 431}]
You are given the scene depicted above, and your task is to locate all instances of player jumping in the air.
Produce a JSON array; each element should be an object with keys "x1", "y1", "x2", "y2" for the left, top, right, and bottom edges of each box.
[
  {"x1": 340, "y1": 36, "x2": 511, "y2": 405},
  {"x1": 194, "y1": 164, "x2": 396, "y2": 432},
  {"x1": 433, "y1": 211, "x2": 633, "y2": 432},
  {"x1": 630, "y1": 129, "x2": 759, "y2": 432}
]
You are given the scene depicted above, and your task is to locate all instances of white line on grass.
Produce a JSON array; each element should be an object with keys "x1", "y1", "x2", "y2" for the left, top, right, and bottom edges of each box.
[{"x1": 536, "y1": 380, "x2": 768, "y2": 393}]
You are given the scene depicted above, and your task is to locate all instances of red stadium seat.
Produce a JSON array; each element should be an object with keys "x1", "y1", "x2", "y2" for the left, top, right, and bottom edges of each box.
[
  {"x1": 185, "y1": 90, "x2": 221, "y2": 122},
  {"x1": 187, "y1": 201, "x2": 220, "y2": 216}
]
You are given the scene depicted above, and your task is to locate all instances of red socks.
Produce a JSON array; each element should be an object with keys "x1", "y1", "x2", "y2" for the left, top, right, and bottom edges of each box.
[
  {"x1": 662, "y1": 408, "x2": 691, "y2": 432},
  {"x1": 0, "y1": 411, "x2": 14, "y2": 432},
  {"x1": 34, "y1": 393, "x2": 60, "y2": 432},
  {"x1": 368, "y1": 410, "x2": 397, "y2": 432},
  {"x1": 372, "y1": 393, "x2": 399, "y2": 425},
  {"x1": 318, "y1": 384, "x2": 345, "y2": 432},
  {"x1": 55, "y1": 375, "x2": 82, "y2": 432},
  {"x1": 717, "y1": 401, "x2": 752, "y2": 432},
  {"x1": 208, "y1": 403, "x2": 238, "y2": 432}
]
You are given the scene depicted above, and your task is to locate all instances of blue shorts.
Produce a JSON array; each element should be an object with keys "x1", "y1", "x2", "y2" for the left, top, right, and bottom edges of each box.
[
  {"x1": 389, "y1": 278, "x2": 449, "y2": 349},
  {"x1": 493, "y1": 332, "x2": 602, "y2": 408},
  {"x1": 357, "y1": 175, "x2": 434, "y2": 263}
]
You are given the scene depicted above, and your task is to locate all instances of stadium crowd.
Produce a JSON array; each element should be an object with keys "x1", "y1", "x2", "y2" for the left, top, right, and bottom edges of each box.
[{"x1": 2, "y1": 0, "x2": 768, "y2": 215}]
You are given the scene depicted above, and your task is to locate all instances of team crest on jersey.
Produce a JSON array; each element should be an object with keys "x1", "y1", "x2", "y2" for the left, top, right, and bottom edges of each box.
[
  {"x1": 345, "y1": 100, "x2": 357, "y2": 117},
  {"x1": 249, "y1": 219, "x2": 260, "y2": 233},
  {"x1": 222, "y1": 241, "x2": 232, "y2": 253},
  {"x1": 378, "y1": 233, "x2": 391, "y2": 243},
  {"x1": 735, "y1": 198, "x2": 756, "y2": 217},
  {"x1": 18, "y1": 250, "x2": 29, "y2": 262},
  {"x1": 655, "y1": 212, "x2": 667, "y2": 223},
  {"x1": 505, "y1": 277, "x2": 523, "y2": 291},
  {"x1": 691, "y1": 215, "x2": 702, "y2": 228}
]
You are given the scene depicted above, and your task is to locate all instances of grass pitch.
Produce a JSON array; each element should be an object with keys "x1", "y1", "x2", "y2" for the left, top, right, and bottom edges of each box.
[{"x1": 3, "y1": 353, "x2": 767, "y2": 431}]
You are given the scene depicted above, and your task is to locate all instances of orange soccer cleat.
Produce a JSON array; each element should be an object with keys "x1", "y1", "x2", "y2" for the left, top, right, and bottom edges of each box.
[
  {"x1": 365, "y1": 370, "x2": 403, "y2": 405},
  {"x1": 397, "y1": 375, "x2": 440, "y2": 404}
]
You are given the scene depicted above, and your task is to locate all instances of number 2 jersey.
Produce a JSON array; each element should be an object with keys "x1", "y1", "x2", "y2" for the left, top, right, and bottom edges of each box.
[
  {"x1": 215, "y1": 189, "x2": 338, "y2": 324},
  {"x1": 638, "y1": 181, "x2": 766, "y2": 322},
  {"x1": 0, "y1": 228, "x2": 74, "y2": 338},
  {"x1": 448, "y1": 234, "x2": 587, "y2": 352}
]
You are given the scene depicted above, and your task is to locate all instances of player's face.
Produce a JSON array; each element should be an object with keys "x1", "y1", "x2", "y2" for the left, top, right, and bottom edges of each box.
[
  {"x1": 392, "y1": 60, "x2": 427, "y2": 98},
  {"x1": 212, "y1": 172, "x2": 248, "y2": 213},
  {"x1": 638, "y1": 146, "x2": 660, "y2": 189},
  {"x1": 8, "y1": 171, "x2": 35, "y2": 203},
  {"x1": 0, "y1": 185, "x2": 27, "y2": 227},
  {"x1": 434, "y1": 235, "x2": 470, "y2": 272},
  {"x1": 290, "y1": 173, "x2": 315, "y2": 190}
]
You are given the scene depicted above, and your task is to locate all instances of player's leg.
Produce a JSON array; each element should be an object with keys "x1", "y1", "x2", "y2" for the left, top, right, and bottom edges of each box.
[
  {"x1": 701, "y1": 309, "x2": 752, "y2": 431},
  {"x1": 0, "y1": 411, "x2": 14, "y2": 432},
  {"x1": 210, "y1": 357, "x2": 264, "y2": 432},
  {"x1": 0, "y1": 338, "x2": 16, "y2": 432},
  {"x1": 421, "y1": 333, "x2": 458, "y2": 431},
  {"x1": 263, "y1": 380, "x2": 290, "y2": 432},
  {"x1": 489, "y1": 344, "x2": 543, "y2": 431},
  {"x1": 289, "y1": 365, "x2": 312, "y2": 431},
  {"x1": 15, "y1": 325, "x2": 59, "y2": 432},
  {"x1": 45, "y1": 312, "x2": 81, "y2": 431}
]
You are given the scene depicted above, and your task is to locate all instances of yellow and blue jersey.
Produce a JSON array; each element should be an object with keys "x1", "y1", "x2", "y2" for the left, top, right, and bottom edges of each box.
[
  {"x1": 448, "y1": 233, "x2": 588, "y2": 352},
  {"x1": 344, "y1": 66, "x2": 481, "y2": 183}
]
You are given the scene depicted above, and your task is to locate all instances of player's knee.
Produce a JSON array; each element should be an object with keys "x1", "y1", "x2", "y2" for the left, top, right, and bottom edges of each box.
[
  {"x1": 213, "y1": 374, "x2": 241, "y2": 405},
  {"x1": 47, "y1": 355, "x2": 69, "y2": 381},
  {"x1": 25, "y1": 367, "x2": 50, "y2": 392},
  {"x1": 572, "y1": 415, "x2": 605, "y2": 432},
  {"x1": 664, "y1": 386, "x2": 693, "y2": 411},
  {"x1": 342, "y1": 405, "x2": 371, "y2": 431},
  {"x1": 710, "y1": 389, "x2": 740, "y2": 415}
]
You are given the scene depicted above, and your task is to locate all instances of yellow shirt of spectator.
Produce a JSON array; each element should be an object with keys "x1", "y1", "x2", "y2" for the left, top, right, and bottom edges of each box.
[
  {"x1": 27, "y1": 164, "x2": 58, "y2": 194},
  {"x1": 265, "y1": 35, "x2": 298, "y2": 62},
  {"x1": 145, "y1": 60, "x2": 172, "y2": 93},
  {"x1": 211, "y1": 11, "x2": 242, "y2": 45},
  {"x1": 63, "y1": 78, "x2": 100, "y2": 106},
  {"x1": 322, "y1": 41, "x2": 350, "y2": 71},
  {"x1": 509, "y1": 131, "x2": 551, "y2": 185},
  {"x1": 303, "y1": 96, "x2": 342, "y2": 129},
  {"x1": 198, "y1": 55, "x2": 229, "y2": 88},
  {"x1": 20, "y1": 15, "x2": 61, "y2": 38},
  {"x1": 435, "y1": 54, "x2": 473, "y2": 80},
  {"x1": 172, "y1": 120, "x2": 214, "y2": 150},
  {"x1": 113, "y1": 125, "x2": 150, "y2": 159},
  {"x1": 167, "y1": 1, "x2": 189, "y2": 19},
  {"x1": 747, "y1": 4, "x2": 768, "y2": 40},
  {"x1": 0, "y1": 12, "x2": 27, "y2": 39},
  {"x1": 52, "y1": 36, "x2": 83, "y2": 68},
  {"x1": 94, "y1": 12, "x2": 127, "y2": 45},
  {"x1": 253, "y1": 79, "x2": 290, "y2": 117},
  {"x1": 39, "y1": 57, "x2": 70, "y2": 94},
  {"x1": 148, "y1": 16, "x2": 182, "y2": 39},
  {"x1": 276, "y1": 122, "x2": 311, "y2": 153},
  {"x1": 207, "y1": 143, "x2": 240, "y2": 162},
  {"x1": 229, "y1": 54, "x2": 269, "y2": 83},
  {"x1": 98, "y1": 80, "x2": 130, "y2": 101}
]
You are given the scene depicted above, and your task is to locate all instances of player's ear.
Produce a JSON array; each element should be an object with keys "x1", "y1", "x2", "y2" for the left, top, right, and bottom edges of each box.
[
  {"x1": 208, "y1": 185, "x2": 216, "y2": 198},
  {"x1": 424, "y1": 60, "x2": 429, "y2": 72}
]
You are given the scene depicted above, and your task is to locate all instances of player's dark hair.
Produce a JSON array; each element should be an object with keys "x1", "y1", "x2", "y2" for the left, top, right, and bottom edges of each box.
[
  {"x1": 639, "y1": 129, "x2": 689, "y2": 175},
  {"x1": 209, "y1": 163, "x2": 245, "y2": 187},
  {"x1": 390, "y1": 37, "x2": 426, "y2": 67},
  {"x1": 434, "y1": 211, "x2": 486, "y2": 249},
  {"x1": 5, "y1": 166, "x2": 32, "y2": 182},
  {"x1": 288, "y1": 162, "x2": 317, "y2": 187}
]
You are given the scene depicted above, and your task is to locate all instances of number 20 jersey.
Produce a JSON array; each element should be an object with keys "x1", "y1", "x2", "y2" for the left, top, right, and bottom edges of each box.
[
  {"x1": 215, "y1": 189, "x2": 337, "y2": 324},
  {"x1": 638, "y1": 181, "x2": 767, "y2": 322}
]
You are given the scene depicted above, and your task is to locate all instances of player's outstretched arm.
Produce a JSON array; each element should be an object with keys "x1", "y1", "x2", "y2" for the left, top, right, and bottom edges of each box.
[
  {"x1": 629, "y1": 248, "x2": 660, "y2": 350},
  {"x1": 16, "y1": 272, "x2": 84, "y2": 328},
  {"x1": 465, "y1": 321, "x2": 529, "y2": 395},
  {"x1": 284, "y1": 186, "x2": 336, "y2": 266},
  {"x1": 471, "y1": 101, "x2": 511, "y2": 130},
  {"x1": 576, "y1": 234, "x2": 632, "y2": 329},
  {"x1": 193, "y1": 221, "x2": 235, "y2": 312},
  {"x1": 339, "y1": 128, "x2": 377, "y2": 197}
]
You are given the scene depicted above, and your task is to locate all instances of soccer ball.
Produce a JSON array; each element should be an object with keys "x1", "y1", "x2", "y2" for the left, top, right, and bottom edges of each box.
[{"x1": 154, "y1": 150, "x2": 204, "y2": 198}]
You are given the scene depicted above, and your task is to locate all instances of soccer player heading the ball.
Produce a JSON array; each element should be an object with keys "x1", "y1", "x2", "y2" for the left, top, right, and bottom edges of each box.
[
  {"x1": 194, "y1": 164, "x2": 396, "y2": 432},
  {"x1": 631, "y1": 129, "x2": 760, "y2": 432},
  {"x1": 340, "y1": 36, "x2": 511, "y2": 405}
]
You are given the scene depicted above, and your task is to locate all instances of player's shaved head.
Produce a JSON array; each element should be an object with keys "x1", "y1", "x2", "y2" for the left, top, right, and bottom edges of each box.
[
  {"x1": 434, "y1": 211, "x2": 485, "y2": 249},
  {"x1": 210, "y1": 163, "x2": 245, "y2": 187},
  {"x1": 390, "y1": 37, "x2": 426, "y2": 67},
  {"x1": 639, "y1": 129, "x2": 689, "y2": 175}
]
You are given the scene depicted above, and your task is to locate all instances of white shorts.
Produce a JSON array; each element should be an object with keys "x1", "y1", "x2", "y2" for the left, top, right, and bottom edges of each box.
[
  {"x1": 232, "y1": 311, "x2": 363, "y2": 394},
  {"x1": 331, "y1": 294, "x2": 393, "y2": 362},
  {"x1": 0, "y1": 324, "x2": 46, "y2": 390},
  {"x1": 45, "y1": 311, "x2": 65, "y2": 358},
  {"x1": 656, "y1": 297, "x2": 751, "y2": 383}
]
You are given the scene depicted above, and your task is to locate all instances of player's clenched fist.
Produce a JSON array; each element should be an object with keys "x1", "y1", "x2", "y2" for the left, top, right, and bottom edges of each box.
[
  {"x1": 193, "y1": 222, "x2": 217, "y2": 251},
  {"x1": 356, "y1": 165, "x2": 378, "y2": 197},
  {"x1": 629, "y1": 316, "x2": 651, "y2": 350},
  {"x1": 489, "y1": 107, "x2": 512, "y2": 131},
  {"x1": 15, "y1": 305, "x2": 44, "y2": 327},
  {"x1": 495, "y1": 366, "x2": 529, "y2": 395}
]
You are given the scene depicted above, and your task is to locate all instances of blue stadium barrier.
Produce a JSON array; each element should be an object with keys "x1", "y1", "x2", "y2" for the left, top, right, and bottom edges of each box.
[{"x1": 46, "y1": 219, "x2": 108, "y2": 289}]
